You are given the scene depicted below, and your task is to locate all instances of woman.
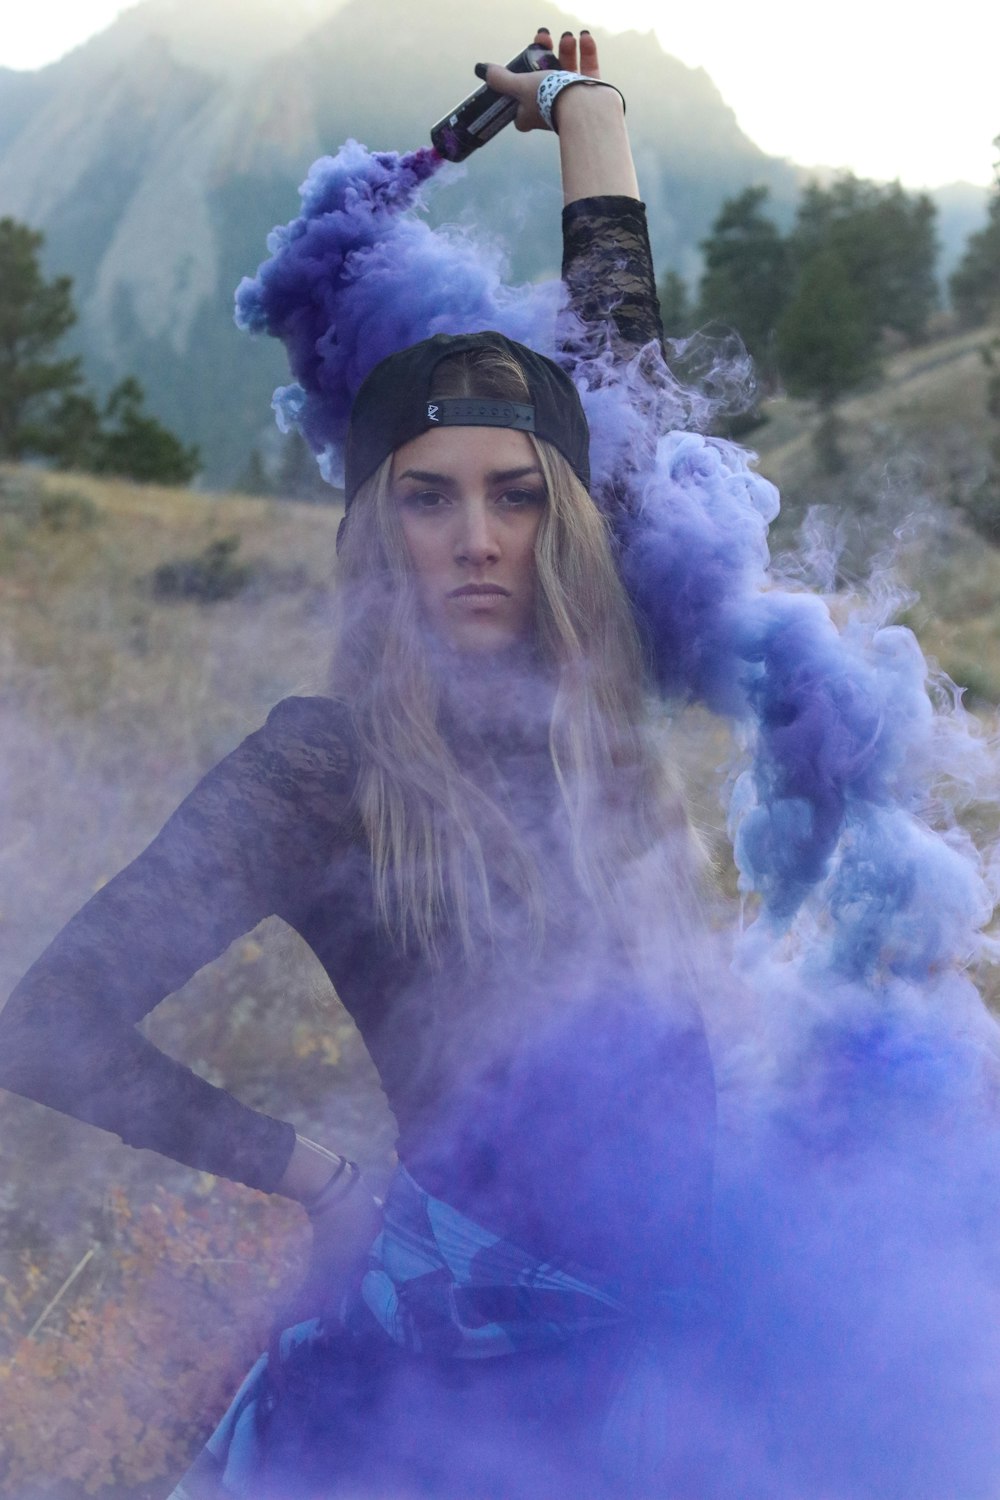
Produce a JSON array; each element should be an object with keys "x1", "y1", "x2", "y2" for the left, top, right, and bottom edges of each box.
[{"x1": 0, "y1": 31, "x2": 717, "y2": 1498}]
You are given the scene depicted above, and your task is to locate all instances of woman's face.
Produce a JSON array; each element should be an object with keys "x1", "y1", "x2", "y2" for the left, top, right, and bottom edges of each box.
[{"x1": 390, "y1": 425, "x2": 545, "y2": 654}]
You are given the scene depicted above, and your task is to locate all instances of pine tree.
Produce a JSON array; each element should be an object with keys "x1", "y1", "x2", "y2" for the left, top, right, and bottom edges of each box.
[
  {"x1": 777, "y1": 250, "x2": 877, "y2": 404},
  {"x1": 238, "y1": 448, "x2": 273, "y2": 496},
  {"x1": 657, "y1": 270, "x2": 695, "y2": 340},
  {"x1": 0, "y1": 217, "x2": 198, "y2": 483},
  {"x1": 950, "y1": 138, "x2": 1000, "y2": 328},
  {"x1": 0, "y1": 218, "x2": 84, "y2": 458},
  {"x1": 91, "y1": 377, "x2": 200, "y2": 486},
  {"x1": 696, "y1": 186, "x2": 790, "y2": 383},
  {"x1": 276, "y1": 430, "x2": 331, "y2": 503},
  {"x1": 777, "y1": 250, "x2": 877, "y2": 471},
  {"x1": 790, "y1": 175, "x2": 938, "y2": 343}
]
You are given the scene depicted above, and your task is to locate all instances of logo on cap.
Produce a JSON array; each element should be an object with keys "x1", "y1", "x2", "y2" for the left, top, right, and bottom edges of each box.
[{"x1": 427, "y1": 403, "x2": 440, "y2": 423}]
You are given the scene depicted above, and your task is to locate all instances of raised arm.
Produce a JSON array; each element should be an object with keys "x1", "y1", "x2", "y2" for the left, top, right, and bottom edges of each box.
[{"x1": 483, "y1": 30, "x2": 662, "y2": 355}]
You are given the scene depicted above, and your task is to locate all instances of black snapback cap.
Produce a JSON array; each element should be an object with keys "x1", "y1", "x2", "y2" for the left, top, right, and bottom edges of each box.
[{"x1": 343, "y1": 331, "x2": 591, "y2": 508}]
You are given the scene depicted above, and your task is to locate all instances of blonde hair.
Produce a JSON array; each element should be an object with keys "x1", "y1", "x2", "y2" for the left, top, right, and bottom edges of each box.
[{"x1": 331, "y1": 347, "x2": 706, "y2": 968}]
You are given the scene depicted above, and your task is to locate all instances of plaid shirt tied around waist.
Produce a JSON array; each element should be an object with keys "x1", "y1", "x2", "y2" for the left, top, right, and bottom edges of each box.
[
  {"x1": 360, "y1": 1165, "x2": 701, "y2": 1359},
  {"x1": 168, "y1": 1166, "x2": 715, "y2": 1499}
]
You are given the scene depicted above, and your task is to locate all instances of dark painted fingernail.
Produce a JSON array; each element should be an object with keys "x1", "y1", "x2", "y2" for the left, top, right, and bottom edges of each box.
[
  {"x1": 561, "y1": 30, "x2": 572, "y2": 37},
  {"x1": 474, "y1": 62, "x2": 488, "y2": 80},
  {"x1": 581, "y1": 29, "x2": 591, "y2": 36}
]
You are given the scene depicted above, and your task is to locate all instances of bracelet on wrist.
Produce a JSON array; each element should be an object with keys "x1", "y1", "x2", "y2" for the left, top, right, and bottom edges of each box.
[
  {"x1": 295, "y1": 1134, "x2": 361, "y2": 1215},
  {"x1": 536, "y1": 72, "x2": 626, "y2": 134},
  {"x1": 306, "y1": 1158, "x2": 361, "y2": 1215}
]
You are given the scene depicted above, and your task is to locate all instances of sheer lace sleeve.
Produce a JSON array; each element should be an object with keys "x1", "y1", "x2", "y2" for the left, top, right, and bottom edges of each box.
[
  {"x1": 561, "y1": 195, "x2": 663, "y2": 357},
  {"x1": 560, "y1": 195, "x2": 664, "y2": 534},
  {"x1": 0, "y1": 696, "x2": 359, "y2": 1193}
]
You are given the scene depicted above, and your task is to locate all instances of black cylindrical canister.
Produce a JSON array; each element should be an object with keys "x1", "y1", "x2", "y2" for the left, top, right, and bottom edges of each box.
[{"x1": 431, "y1": 43, "x2": 558, "y2": 162}]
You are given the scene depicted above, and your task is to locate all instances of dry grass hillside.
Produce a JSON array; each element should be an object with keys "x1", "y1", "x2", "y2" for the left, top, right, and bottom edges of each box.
[{"x1": 751, "y1": 321, "x2": 1000, "y2": 701}]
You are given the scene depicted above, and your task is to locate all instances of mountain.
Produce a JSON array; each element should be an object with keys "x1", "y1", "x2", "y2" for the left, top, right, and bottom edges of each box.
[
  {"x1": 97, "y1": 0, "x2": 350, "y2": 78},
  {"x1": 0, "y1": 0, "x2": 983, "y2": 483}
]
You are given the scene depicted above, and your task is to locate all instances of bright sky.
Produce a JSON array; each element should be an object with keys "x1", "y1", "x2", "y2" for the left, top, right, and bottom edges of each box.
[{"x1": 2, "y1": 0, "x2": 998, "y2": 190}]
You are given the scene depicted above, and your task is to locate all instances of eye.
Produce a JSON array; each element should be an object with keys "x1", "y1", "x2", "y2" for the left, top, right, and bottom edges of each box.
[
  {"x1": 498, "y1": 487, "x2": 545, "y2": 509},
  {"x1": 400, "y1": 490, "x2": 448, "y2": 511}
]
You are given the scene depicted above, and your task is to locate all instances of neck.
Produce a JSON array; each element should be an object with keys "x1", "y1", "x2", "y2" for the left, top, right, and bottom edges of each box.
[{"x1": 428, "y1": 634, "x2": 556, "y2": 743}]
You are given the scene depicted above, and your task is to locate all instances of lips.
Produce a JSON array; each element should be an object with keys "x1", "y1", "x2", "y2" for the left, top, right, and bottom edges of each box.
[{"x1": 448, "y1": 583, "x2": 511, "y2": 598}]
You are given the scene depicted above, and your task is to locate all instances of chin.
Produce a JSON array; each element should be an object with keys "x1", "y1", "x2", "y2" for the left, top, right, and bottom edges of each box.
[{"x1": 448, "y1": 624, "x2": 522, "y2": 655}]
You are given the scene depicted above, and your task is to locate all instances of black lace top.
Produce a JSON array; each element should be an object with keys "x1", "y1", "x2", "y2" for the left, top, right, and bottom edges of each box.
[
  {"x1": 561, "y1": 195, "x2": 663, "y2": 354},
  {"x1": 0, "y1": 199, "x2": 714, "y2": 1290}
]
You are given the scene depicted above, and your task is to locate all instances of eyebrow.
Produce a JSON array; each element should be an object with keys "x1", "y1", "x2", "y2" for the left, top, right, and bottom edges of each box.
[{"x1": 395, "y1": 465, "x2": 544, "y2": 486}]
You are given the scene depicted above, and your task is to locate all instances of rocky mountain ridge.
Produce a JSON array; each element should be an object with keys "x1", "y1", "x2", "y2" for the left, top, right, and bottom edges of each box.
[{"x1": 0, "y1": 0, "x2": 988, "y2": 481}]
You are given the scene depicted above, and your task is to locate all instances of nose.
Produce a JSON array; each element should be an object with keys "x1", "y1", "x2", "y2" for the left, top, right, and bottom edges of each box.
[{"x1": 454, "y1": 497, "x2": 499, "y2": 566}]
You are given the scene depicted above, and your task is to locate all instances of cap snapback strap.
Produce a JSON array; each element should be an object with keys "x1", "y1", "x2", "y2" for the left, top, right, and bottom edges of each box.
[{"x1": 424, "y1": 398, "x2": 535, "y2": 431}]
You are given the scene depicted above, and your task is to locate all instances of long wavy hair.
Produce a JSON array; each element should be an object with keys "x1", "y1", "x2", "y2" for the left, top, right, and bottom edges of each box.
[{"x1": 330, "y1": 346, "x2": 707, "y2": 971}]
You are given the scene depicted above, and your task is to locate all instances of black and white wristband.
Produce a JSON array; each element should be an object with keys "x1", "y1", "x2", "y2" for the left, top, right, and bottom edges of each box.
[
  {"x1": 296, "y1": 1133, "x2": 361, "y2": 1215},
  {"x1": 536, "y1": 71, "x2": 626, "y2": 133}
]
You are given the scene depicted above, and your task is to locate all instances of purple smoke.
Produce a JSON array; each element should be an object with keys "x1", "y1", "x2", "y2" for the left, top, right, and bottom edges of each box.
[
  {"x1": 237, "y1": 137, "x2": 999, "y2": 957},
  {"x1": 235, "y1": 142, "x2": 562, "y2": 486},
  {"x1": 236, "y1": 138, "x2": 1000, "y2": 1495}
]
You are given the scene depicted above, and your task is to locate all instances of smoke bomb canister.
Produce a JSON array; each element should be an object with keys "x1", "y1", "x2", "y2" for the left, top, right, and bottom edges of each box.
[{"x1": 430, "y1": 44, "x2": 557, "y2": 162}]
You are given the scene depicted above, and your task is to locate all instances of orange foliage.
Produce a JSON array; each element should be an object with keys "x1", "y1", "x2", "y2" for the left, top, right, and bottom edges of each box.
[{"x1": 0, "y1": 1183, "x2": 309, "y2": 1496}]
